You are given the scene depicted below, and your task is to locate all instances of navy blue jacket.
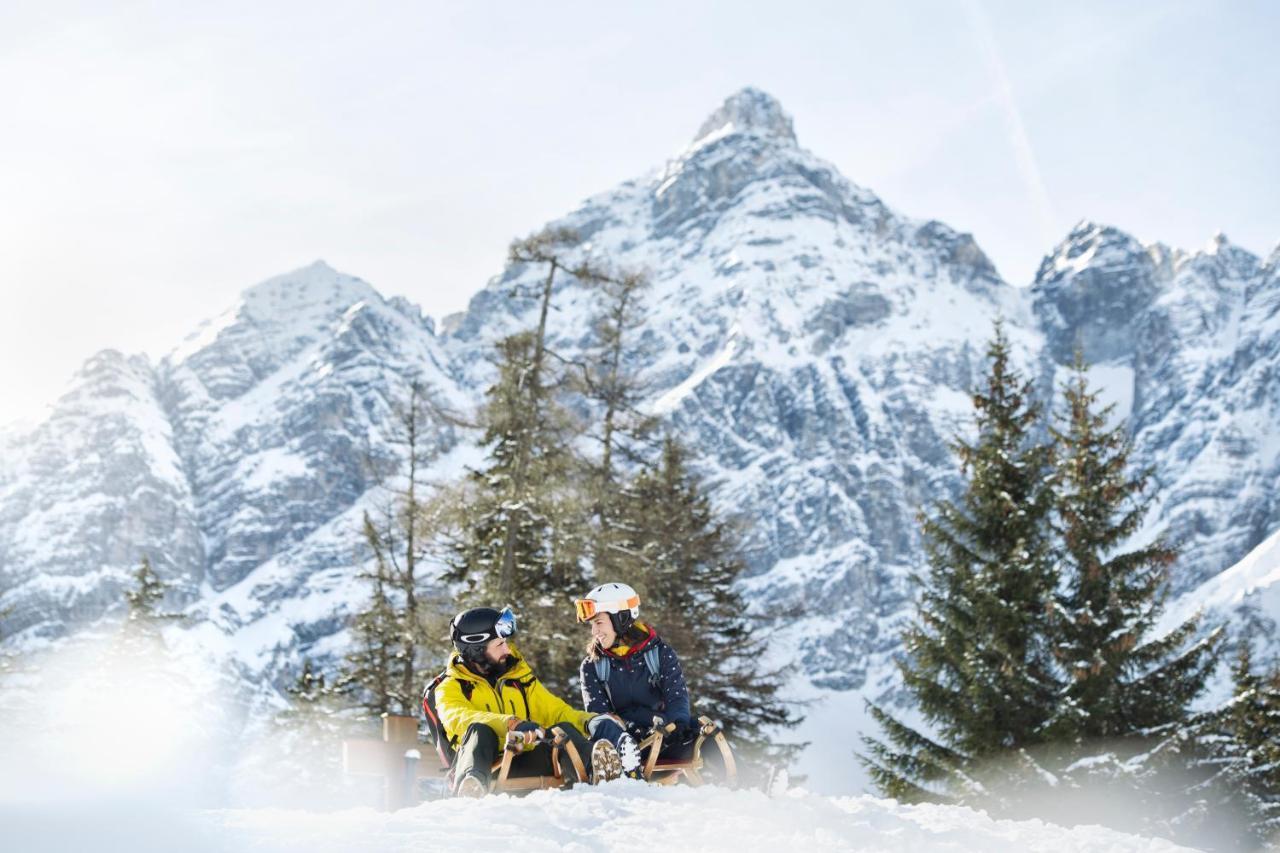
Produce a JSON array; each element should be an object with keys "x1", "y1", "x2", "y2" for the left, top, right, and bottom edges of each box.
[{"x1": 580, "y1": 628, "x2": 692, "y2": 733}]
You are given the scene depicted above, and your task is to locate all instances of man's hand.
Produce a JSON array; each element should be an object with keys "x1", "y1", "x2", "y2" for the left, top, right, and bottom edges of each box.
[{"x1": 507, "y1": 718, "x2": 544, "y2": 749}]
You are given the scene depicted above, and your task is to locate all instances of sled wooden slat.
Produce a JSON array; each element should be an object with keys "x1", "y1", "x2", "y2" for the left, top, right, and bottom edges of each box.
[
  {"x1": 485, "y1": 729, "x2": 580, "y2": 795},
  {"x1": 561, "y1": 736, "x2": 588, "y2": 785},
  {"x1": 635, "y1": 715, "x2": 737, "y2": 789}
]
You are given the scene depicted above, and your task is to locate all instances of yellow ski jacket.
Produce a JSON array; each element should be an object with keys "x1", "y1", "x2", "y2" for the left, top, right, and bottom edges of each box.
[{"x1": 435, "y1": 648, "x2": 594, "y2": 748}]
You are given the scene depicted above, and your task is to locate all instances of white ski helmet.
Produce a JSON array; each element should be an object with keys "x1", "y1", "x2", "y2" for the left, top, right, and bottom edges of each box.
[{"x1": 575, "y1": 582, "x2": 641, "y2": 631}]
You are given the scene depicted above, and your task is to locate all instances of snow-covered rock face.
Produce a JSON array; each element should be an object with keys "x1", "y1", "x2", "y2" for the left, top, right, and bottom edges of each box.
[
  {"x1": 0, "y1": 263, "x2": 464, "y2": 650},
  {"x1": 160, "y1": 261, "x2": 462, "y2": 594},
  {"x1": 442, "y1": 89, "x2": 1023, "y2": 686},
  {"x1": 1, "y1": 88, "x2": 1277, "y2": 706},
  {"x1": 1032, "y1": 222, "x2": 1278, "y2": 594},
  {"x1": 0, "y1": 351, "x2": 202, "y2": 640},
  {"x1": 1032, "y1": 222, "x2": 1164, "y2": 365}
]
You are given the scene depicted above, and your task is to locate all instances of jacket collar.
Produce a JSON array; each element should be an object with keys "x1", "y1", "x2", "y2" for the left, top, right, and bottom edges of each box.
[{"x1": 603, "y1": 622, "x2": 658, "y2": 660}]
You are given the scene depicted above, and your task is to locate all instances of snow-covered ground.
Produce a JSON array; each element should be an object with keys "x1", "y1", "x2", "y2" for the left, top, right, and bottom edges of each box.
[
  {"x1": 0, "y1": 617, "x2": 1215, "y2": 852},
  {"x1": 5, "y1": 784, "x2": 1195, "y2": 853}
]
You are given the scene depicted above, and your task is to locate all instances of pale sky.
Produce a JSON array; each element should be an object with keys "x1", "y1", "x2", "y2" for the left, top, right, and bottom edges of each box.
[{"x1": 2, "y1": 1, "x2": 1276, "y2": 427}]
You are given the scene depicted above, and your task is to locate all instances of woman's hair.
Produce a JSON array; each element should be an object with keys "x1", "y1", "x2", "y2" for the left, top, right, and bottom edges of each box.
[{"x1": 585, "y1": 621, "x2": 653, "y2": 661}]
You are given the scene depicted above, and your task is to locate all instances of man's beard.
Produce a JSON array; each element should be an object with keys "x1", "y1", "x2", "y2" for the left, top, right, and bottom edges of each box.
[{"x1": 469, "y1": 654, "x2": 515, "y2": 679}]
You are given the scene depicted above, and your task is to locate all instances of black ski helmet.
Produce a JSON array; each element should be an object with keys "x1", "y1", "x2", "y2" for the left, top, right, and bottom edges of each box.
[{"x1": 450, "y1": 606, "x2": 517, "y2": 663}]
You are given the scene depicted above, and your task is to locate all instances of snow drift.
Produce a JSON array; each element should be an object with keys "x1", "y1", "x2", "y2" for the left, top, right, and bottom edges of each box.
[{"x1": 7, "y1": 784, "x2": 1196, "y2": 853}]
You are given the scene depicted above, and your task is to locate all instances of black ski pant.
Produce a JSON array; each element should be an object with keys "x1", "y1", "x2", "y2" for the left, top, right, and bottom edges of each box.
[{"x1": 451, "y1": 722, "x2": 592, "y2": 793}]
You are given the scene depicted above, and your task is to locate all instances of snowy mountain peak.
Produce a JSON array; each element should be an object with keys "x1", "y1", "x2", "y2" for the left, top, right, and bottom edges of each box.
[
  {"x1": 1035, "y1": 220, "x2": 1148, "y2": 284},
  {"x1": 1182, "y1": 233, "x2": 1260, "y2": 286},
  {"x1": 237, "y1": 260, "x2": 378, "y2": 322},
  {"x1": 1265, "y1": 243, "x2": 1280, "y2": 272},
  {"x1": 690, "y1": 87, "x2": 797, "y2": 150},
  {"x1": 166, "y1": 260, "x2": 380, "y2": 375}
]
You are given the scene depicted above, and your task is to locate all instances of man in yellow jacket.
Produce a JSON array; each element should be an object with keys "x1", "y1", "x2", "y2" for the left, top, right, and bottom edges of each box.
[{"x1": 432, "y1": 606, "x2": 614, "y2": 796}]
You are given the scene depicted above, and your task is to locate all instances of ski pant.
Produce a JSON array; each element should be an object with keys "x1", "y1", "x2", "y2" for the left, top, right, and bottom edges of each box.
[{"x1": 451, "y1": 722, "x2": 591, "y2": 793}]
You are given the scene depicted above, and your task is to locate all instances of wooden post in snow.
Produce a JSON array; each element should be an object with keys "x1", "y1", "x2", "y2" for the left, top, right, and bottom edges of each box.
[{"x1": 342, "y1": 713, "x2": 442, "y2": 810}]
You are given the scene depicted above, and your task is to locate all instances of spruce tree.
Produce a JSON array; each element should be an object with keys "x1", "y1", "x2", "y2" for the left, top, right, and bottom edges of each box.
[
  {"x1": 279, "y1": 658, "x2": 354, "y2": 749},
  {"x1": 862, "y1": 321, "x2": 1059, "y2": 806},
  {"x1": 1193, "y1": 640, "x2": 1280, "y2": 850},
  {"x1": 339, "y1": 512, "x2": 400, "y2": 717},
  {"x1": 448, "y1": 330, "x2": 588, "y2": 695},
  {"x1": 1048, "y1": 352, "x2": 1220, "y2": 743},
  {"x1": 122, "y1": 556, "x2": 181, "y2": 643},
  {"x1": 613, "y1": 436, "x2": 802, "y2": 775},
  {"x1": 288, "y1": 657, "x2": 330, "y2": 704}
]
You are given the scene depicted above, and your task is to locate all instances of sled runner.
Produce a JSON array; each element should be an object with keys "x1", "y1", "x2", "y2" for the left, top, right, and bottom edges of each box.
[
  {"x1": 636, "y1": 715, "x2": 738, "y2": 788},
  {"x1": 490, "y1": 726, "x2": 588, "y2": 793}
]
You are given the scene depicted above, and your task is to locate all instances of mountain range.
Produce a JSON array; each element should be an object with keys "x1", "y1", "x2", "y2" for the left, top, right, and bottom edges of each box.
[{"x1": 2, "y1": 89, "x2": 1277, "y2": 768}]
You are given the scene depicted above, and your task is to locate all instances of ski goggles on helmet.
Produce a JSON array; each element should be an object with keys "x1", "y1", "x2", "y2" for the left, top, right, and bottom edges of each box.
[
  {"x1": 457, "y1": 607, "x2": 517, "y2": 645},
  {"x1": 574, "y1": 596, "x2": 639, "y2": 623}
]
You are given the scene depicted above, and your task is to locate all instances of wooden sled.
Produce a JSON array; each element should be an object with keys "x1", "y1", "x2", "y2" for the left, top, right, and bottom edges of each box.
[
  {"x1": 483, "y1": 726, "x2": 588, "y2": 795},
  {"x1": 635, "y1": 715, "x2": 738, "y2": 788}
]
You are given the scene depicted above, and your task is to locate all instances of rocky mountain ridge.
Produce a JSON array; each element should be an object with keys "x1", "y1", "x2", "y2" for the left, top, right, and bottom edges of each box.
[{"x1": 1, "y1": 89, "x2": 1276, "y2": 707}]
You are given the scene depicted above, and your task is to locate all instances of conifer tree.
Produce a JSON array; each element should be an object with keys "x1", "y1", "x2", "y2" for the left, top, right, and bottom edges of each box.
[
  {"x1": 288, "y1": 657, "x2": 330, "y2": 704},
  {"x1": 446, "y1": 229, "x2": 654, "y2": 692},
  {"x1": 862, "y1": 321, "x2": 1059, "y2": 806},
  {"x1": 125, "y1": 556, "x2": 165, "y2": 621},
  {"x1": 373, "y1": 380, "x2": 447, "y2": 711},
  {"x1": 279, "y1": 658, "x2": 353, "y2": 744},
  {"x1": 579, "y1": 269, "x2": 656, "y2": 577},
  {"x1": 339, "y1": 512, "x2": 400, "y2": 717},
  {"x1": 449, "y1": 329, "x2": 588, "y2": 695},
  {"x1": 1048, "y1": 352, "x2": 1220, "y2": 743},
  {"x1": 1193, "y1": 640, "x2": 1280, "y2": 849},
  {"x1": 614, "y1": 436, "x2": 802, "y2": 774},
  {"x1": 122, "y1": 556, "x2": 181, "y2": 643},
  {"x1": 339, "y1": 379, "x2": 452, "y2": 715},
  {"x1": 490, "y1": 226, "x2": 584, "y2": 601}
]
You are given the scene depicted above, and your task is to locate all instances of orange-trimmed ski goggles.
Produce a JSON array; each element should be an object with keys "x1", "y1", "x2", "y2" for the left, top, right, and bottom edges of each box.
[{"x1": 574, "y1": 596, "x2": 640, "y2": 623}]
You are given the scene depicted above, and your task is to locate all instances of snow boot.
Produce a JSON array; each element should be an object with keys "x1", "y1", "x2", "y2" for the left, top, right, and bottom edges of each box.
[
  {"x1": 455, "y1": 773, "x2": 487, "y2": 798},
  {"x1": 618, "y1": 732, "x2": 643, "y2": 780},
  {"x1": 591, "y1": 739, "x2": 623, "y2": 783}
]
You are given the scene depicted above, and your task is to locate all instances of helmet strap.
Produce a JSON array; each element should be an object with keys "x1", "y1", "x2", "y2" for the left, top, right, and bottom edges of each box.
[{"x1": 609, "y1": 610, "x2": 635, "y2": 636}]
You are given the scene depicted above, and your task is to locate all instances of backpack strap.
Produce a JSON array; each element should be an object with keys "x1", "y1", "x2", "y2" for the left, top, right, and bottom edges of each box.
[
  {"x1": 642, "y1": 645, "x2": 662, "y2": 689},
  {"x1": 421, "y1": 672, "x2": 476, "y2": 770},
  {"x1": 594, "y1": 657, "x2": 614, "y2": 706}
]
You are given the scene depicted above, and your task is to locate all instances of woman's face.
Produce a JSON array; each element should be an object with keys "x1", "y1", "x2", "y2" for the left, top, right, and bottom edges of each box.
[{"x1": 589, "y1": 612, "x2": 616, "y2": 648}]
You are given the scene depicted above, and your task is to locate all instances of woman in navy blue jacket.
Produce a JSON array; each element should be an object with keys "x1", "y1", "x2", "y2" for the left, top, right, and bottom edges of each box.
[{"x1": 574, "y1": 582, "x2": 693, "y2": 780}]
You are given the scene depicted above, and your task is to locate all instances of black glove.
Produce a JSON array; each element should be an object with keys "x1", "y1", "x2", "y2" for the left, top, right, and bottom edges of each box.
[
  {"x1": 671, "y1": 719, "x2": 697, "y2": 741},
  {"x1": 509, "y1": 719, "x2": 545, "y2": 750}
]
